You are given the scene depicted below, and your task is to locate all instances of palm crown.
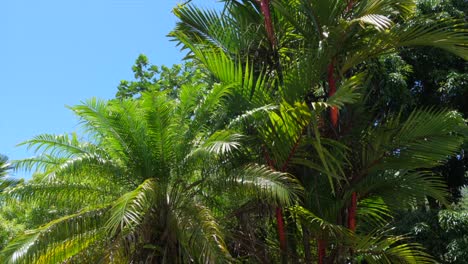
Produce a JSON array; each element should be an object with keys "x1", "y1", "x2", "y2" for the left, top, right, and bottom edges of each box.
[
  {"x1": 171, "y1": 0, "x2": 468, "y2": 262},
  {"x1": 2, "y1": 88, "x2": 300, "y2": 263}
]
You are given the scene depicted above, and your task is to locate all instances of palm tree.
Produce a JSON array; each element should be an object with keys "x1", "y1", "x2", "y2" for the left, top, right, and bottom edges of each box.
[
  {"x1": 0, "y1": 155, "x2": 11, "y2": 180},
  {"x1": 171, "y1": 0, "x2": 468, "y2": 262},
  {"x1": 1, "y1": 87, "x2": 301, "y2": 263},
  {"x1": 0, "y1": 155, "x2": 17, "y2": 193}
]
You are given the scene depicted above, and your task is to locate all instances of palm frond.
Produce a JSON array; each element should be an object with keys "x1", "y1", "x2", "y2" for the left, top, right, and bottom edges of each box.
[
  {"x1": 365, "y1": 108, "x2": 466, "y2": 172},
  {"x1": 354, "y1": 170, "x2": 449, "y2": 209},
  {"x1": 357, "y1": 196, "x2": 393, "y2": 228},
  {"x1": 228, "y1": 164, "x2": 302, "y2": 206},
  {"x1": 327, "y1": 72, "x2": 365, "y2": 109},
  {"x1": 258, "y1": 101, "x2": 311, "y2": 166},
  {"x1": 395, "y1": 19, "x2": 468, "y2": 59},
  {"x1": 227, "y1": 104, "x2": 278, "y2": 129},
  {"x1": 176, "y1": 202, "x2": 233, "y2": 263},
  {"x1": 354, "y1": 230, "x2": 434, "y2": 264},
  {"x1": 69, "y1": 98, "x2": 131, "y2": 160},
  {"x1": 17, "y1": 133, "x2": 90, "y2": 159},
  {"x1": 353, "y1": 0, "x2": 416, "y2": 19},
  {"x1": 353, "y1": 14, "x2": 393, "y2": 31},
  {"x1": 343, "y1": 19, "x2": 468, "y2": 72},
  {"x1": 6, "y1": 182, "x2": 118, "y2": 210},
  {"x1": 172, "y1": 4, "x2": 240, "y2": 53},
  {"x1": 188, "y1": 130, "x2": 244, "y2": 160},
  {"x1": 106, "y1": 178, "x2": 158, "y2": 237},
  {"x1": 0, "y1": 206, "x2": 109, "y2": 264},
  {"x1": 12, "y1": 154, "x2": 64, "y2": 174},
  {"x1": 289, "y1": 205, "x2": 351, "y2": 240},
  {"x1": 140, "y1": 93, "x2": 177, "y2": 179},
  {"x1": 0, "y1": 155, "x2": 13, "y2": 178}
]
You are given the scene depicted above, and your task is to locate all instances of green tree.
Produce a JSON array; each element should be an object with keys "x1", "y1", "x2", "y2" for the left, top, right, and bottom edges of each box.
[
  {"x1": 172, "y1": 0, "x2": 468, "y2": 262},
  {"x1": 0, "y1": 155, "x2": 22, "y2": 251},
  {"x1": 0, "y1": 155, "x2": 13, "y2": 190},
  {"x1": 399, "y1": 0, "x2": 468, "y2": 202},
  {"x1": 1, "y1": 88, "x2": 300, "y2": 263},
  {"x1": 394, "y1": 187, "x2": 468, "y2": 264},
  {"x1": 116, "y1": 54, "x2": 211, "y2": 99}
]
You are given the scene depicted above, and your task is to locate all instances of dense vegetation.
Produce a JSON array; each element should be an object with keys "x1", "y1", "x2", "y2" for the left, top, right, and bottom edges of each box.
[{"x1": 0, "y1": 0, "x2": 467, "y2": 263}]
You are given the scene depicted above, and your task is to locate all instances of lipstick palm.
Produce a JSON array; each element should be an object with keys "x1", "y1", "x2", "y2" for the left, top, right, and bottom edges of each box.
[{"x1": 172, "y1": 0, "x2": 467, "y2": 262}]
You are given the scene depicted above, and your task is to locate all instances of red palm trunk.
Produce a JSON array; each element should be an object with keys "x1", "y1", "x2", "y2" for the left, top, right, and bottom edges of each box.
[
  {"x1": 328, "y1": 62, "x2": 339, "y2": 127},
  {"x1": 276, "y1": 207, "x2": 287, "y2": 253},
  {"x1": 344, "y1": 0, "x2": 358, "y2": 234},
  {"x1": 348, "y1": 192, "x2": 357, "y2": 231},
  {"x1": 257, "y1": 0, "x2": 276, "y2": 48},
  {"x1": 318, "y1": 239, "x2": 327, "y2": 264},
  {"x1": 315, "y1": 62, "x2": 339, "y2": 264},
  {"x1": 264, "y1": 150, "x2": 287, "y2": 260},
  {"x1": 257, "y1": 1, "x2": 288, "y2": 260}
]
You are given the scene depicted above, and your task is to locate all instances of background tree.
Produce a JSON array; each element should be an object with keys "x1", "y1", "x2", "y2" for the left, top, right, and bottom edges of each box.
[{"x1": 116, "y1": 54, "x2": 212, "y2": 99}]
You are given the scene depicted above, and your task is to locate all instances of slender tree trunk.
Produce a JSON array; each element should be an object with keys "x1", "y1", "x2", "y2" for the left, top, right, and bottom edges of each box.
[
  {"x1": 328, "y1": 60, "x2": 359, "y2": 261},
  {"x1": 302, "y1": 225, "x2": 312, "y2": 263},
  {"x1": 327, "y1": 62, "x2": 338, "y2": 127},
  {"x1": 286, "y1": 210, "x2": 299, "y2": 264},
  {"x1": 256, "y1": 3, "x2": 288, "y2": 259},
  {"x1": 348, "y1": 192, "x2": 357, "y2": 231},
  {"x1": 317, "y1": 239, "x2": 327, "y2": 264},
  {"x1": 315, "y1": 61, "x2": 340, "y2": 264},
  {"x1": 327, "y1": 7, "x2": 359, "y2": 258},
  {"x1": 346, "y1": 0, "x2": 354, "y2": 12},
  {"x1": 257, "y1": 0, "x2": 276, "y2": 48},
  {"x1": 276, "y1": 207, "x2": 288, "y2": 263},
  {"x1": 341, "y1": 0, "x2": 358, "y2": 235},
  {"x1": 264, "y1": 148, "x2": 288, "y2": 263}
]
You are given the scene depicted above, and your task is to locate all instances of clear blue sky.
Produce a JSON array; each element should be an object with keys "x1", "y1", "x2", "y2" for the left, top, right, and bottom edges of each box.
[{"x1": 0, "y1": 0, "x2": 219, "y2": 179}]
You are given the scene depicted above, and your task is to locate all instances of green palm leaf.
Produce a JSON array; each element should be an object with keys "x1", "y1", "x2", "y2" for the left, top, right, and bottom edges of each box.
[
  {"x1": 106, "y1": 178, "x2": 158, "y2": 237},
  {"x1": 0, "y1": 206, "x2": 109, "y2": 264}
]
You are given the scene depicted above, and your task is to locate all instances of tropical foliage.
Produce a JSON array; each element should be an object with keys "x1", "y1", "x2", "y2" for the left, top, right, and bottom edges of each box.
[
  {"x1": 1, "y1": 91, "x2": 300, "y2": 263},
  {"x1": 1, "y1": 0, "x2": 467, "y2": 263},
  {"x1": 393, "y1": 187, "x2": 468, "y2": 264}
]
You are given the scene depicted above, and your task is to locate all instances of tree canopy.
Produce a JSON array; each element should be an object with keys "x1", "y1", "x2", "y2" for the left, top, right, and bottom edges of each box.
[{"x1": 0, "y1": 0, "x2": 467, "y2": 263}]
